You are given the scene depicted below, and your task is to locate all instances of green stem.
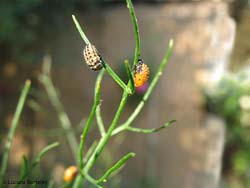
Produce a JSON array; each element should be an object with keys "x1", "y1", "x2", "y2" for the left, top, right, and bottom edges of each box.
[
  {"x1": 124, "y1": 60, "x2": 135, "y2": 93},
  {"x1": 16, "y1": 142, "x2": 59, "y2": 188},
  {"x1": 84, "y1": 91, "x2": 129, "y2": 173},
  {"x1": 83, "y1": 140, "x2": 98, "y2": 164},
  {"x1": 112, "y1": 39, "x2": 174, "y2": 135},
  {"x1": 126, "y1": 120, "x2": 176, "y2": 134},
  {"x1": 112, "y1": 120, "x2": 176, "y2": 136},
  {"x1": 126, "y1": 0, "x2": 140, "y2": 66},
  {"x1": 0, "y1": 80, "x2": 31, "y2": 185},
  {"x1": 72, "y1": 175, "x2": 83, "y2": 188},
  {"x1": 102, "y1": 61, "x2": 131, "y2": 94},
  {"x1": 39, "y1": 74, "x2": 78, "y2": 161},
  {"x1": 84, "y1": 172, "x2": 104, "y2": 188},
  {"x1": 78, "y1": 69, "x2": 105, "y2": 170},
  {"x1": 96, "y1": 105, "x2": 106, "y2": 137},
  {"x1": 97, "y1": 152, "x2": 135, "y2": 184},
  {"x1": 72, "y1": 15, "x2": 90, "y2": 44}
]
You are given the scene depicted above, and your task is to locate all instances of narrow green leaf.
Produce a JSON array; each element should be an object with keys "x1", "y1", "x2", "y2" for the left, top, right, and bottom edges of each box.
[
  {"x1": 97, "y1": 152, "x2": 135, "y2": 184},
  {"x1": 126, "y1": 0, "x2": 140, "y2": 67},
  {"x1": 124, "y1": 60, "x2": 135, "y2": 94},
  {"x1": 20, "y1": 155, "x2": 28, "y2": 179},
  {"x1": 78, "y1": 69, "x2": 105, "y2": 171},
  {"x1": 96, "y1": 105, "x2": 106, "y2": 137},
  {"x1": 0, "y1": 80, "x2": 31, "y2": 185},
  {"x1": 16, "y1": 142, "x2": 59, "y2": 188},
  {"x1": 40, "y1": 58, "x2": 78, "y2": 161},
  {"x1": 35, "y1": 142, "x2": 59, "y2": 163},
  {"x1": 127, "y1": 120, "x2": 176, "y2": 134},
  {"x1": 72, "y1": 15, "x2": 90, "y2": 44},
  {"x1": 83, "y1": 141, "x2": 98, "y2": 164},
  {"x1": 101, "y1": 61, "x2": 130, "y2": 93}
]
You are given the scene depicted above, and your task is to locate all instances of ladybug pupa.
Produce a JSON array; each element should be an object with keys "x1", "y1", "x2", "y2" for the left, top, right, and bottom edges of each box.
[
  {"x1": 63, "y1": 165, "x2": 78, "y2": 182},
  {"x1": 83, "y1": 44, "x2": 103, "y2": 71},
  {"x1": 133, "y1": 59, "x2": 150, "y2": 87}
]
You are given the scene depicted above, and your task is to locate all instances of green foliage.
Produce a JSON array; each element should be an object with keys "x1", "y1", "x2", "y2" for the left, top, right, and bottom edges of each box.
[{"x1": 204, "y1": 67, "x2": 250, "y2": 187}]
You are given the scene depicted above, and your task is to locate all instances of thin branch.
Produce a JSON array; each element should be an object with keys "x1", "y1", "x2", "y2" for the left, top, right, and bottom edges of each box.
[
  {"x1": 126, "y1": 0, "x2": 140, "y2": 66},
  {"x1": 102, "y1": 61, "x2": 131, "y2": 94},
  {"x1": 83, "y1": 141, "x2": 98, "y2": 164},
  {"x1": 0, "y1": 80, "x2": 31, "y2": 185},
  {"x1": 126, "y1": 120, "x2": 176, "y2": 134},
  {"x1": 16, "y1": 142, "x2": 59, "y2": 188},
  {"x1": 124, "y1": 60, "x2": 135, "y2": 94},
  {"x1": 97, "y1": 152, "x2": 135, "y2": 184},
  {"x1": 96, "y1": 105, "x2": 106, "y2": 137},
  {"x1": 84, "y1": 91, "x2": 129, "y2": 173},
  {"x1": 72, "y1": 175, "x2": 83, "y2": 188},
  {"x1": 78, "y1": 69, "x2": 105, "y2": 170},
  {"x1": 39, "y1": 57, "x2": 78, "y2": 161},
  {"x1": 83, "y1": 172, "x2": 104, "y2": 188},
  {"x1": 72, "y1": 15, "x2": 90, "y2": 44},
  {"x1": 112, "y1": 120, "x2": 176, "y2": 136}
]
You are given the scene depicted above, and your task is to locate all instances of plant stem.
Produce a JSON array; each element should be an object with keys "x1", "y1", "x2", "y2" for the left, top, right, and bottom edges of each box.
[
  {"x1": 84, "y1": 91, "x2": 129, "y2": 173},
  {"x1": 78, "y1": 69, "x2": 105, "y2": 170},
  {"x1": 16, "y1": 142, "x2": 59, "y2": 188},
  {"x1": 96, "y1": 105, "x2": 106, "y2": 137},
  {"x1": 102, "y1": 61, "x2": 131, "y2": 94},
  {"x1": 112, "y1": 120, "x2": 176, "y2": 135},
  {"x1": 97, "y1": 152, "x2": 135, "y2": 184},
  {"x1": 124, "y1": 60, "x2": 135, "y2": 93},
  {"x1": 72, "y1": 15, "x2": 90, "y2": 44},
  {"x1": 72, "y1": 175, "x2": 83, "y2": 188},
  {"x1": 83, "y1": 141, "x2": 98, "y2": 164},
  {"x1": 127, "y1": 120, "x2": 176, "y2": 133},
  {"x1": 126, "y1": 0, "x2": 140, "y2": 66},
  {"x1": 39, "y1": 74, "x2": 78, "y2": 161},
  {"x1": 0, "y1": 80, "x2": 31, "y2": 185}
]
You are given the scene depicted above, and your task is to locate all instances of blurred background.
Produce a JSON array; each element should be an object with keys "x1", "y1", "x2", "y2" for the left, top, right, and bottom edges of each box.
[{"x1": 1, "y1": 0, "x2": 250, "y2": 188}]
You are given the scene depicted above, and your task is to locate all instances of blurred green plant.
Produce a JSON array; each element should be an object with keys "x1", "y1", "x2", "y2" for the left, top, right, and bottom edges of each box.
[
  {"x1": 204, "y1": 67, "x2": 250, "y2": 187},
  {"x1": 0, "y1": 80, "x2": 31, "y2": 185},
  {"x1": 38, "y1": 55, "x2": 78, "y2": 161},
  {"x1": 0, "y1": 80, "x2": 59, "y2": 187}
]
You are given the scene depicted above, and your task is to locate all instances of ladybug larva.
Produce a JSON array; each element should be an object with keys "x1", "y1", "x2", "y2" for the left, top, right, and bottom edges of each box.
[
  {"x1": 83, "y1": 44, "x2": 103, "y2": 71},
  {"x1": 133, "y1": 59, "x2": 150, "y2": 87},
  {"x1": 63, "y1": 166, "x2": 78, "y2": 182}
]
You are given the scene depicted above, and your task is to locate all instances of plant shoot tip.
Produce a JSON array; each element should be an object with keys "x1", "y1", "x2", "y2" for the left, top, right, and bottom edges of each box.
[
  {"x1": 169, "y1": 38, "x2": 174, "y2": 47},
  {"x1": 25, "y1": 80, "x2": 31, "y2": 85}
]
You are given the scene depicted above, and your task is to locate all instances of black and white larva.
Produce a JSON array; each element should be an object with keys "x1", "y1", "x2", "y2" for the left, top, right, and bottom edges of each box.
[{"x1": 83, "y1": 44, "x2": 103, "y2": 71}]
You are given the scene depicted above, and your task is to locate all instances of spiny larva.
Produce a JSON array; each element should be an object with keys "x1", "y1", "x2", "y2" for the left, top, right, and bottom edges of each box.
[
  {"x1": 134, "y1": 59, "x2": 150, "y2": 87},
  {"x1": 83, "y1": 44, "x2": 103, "y2": 71}
]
